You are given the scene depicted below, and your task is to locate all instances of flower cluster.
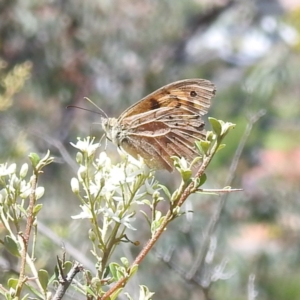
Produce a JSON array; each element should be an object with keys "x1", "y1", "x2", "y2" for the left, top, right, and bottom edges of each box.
[{"x1": 70, "y1": 137, "x2": 158, "y2": 265}]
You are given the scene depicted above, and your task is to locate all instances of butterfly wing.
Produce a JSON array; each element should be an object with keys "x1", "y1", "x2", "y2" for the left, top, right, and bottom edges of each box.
[
  {"x1": 118, "y1": 79, "x2": 216, "y2": 171},
  {"x1": 119, "y1": 79, "x2": 214, "y2": 120}
]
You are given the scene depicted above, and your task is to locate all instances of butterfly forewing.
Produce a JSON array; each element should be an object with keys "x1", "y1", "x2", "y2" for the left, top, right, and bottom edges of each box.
[
  {"x1": 104, "y1": 79, "x2": 216, "y2": 171},
  {"x1": 118, "y1": 79, "x2": 214, "y2": 120}
]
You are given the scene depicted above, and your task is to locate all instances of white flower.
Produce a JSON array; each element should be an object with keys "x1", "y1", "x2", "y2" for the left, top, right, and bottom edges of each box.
[
  {"x1": 96, "y1": 152, "x2": 111, "y2": 169},
  {"x1": 70, "y1": 137, "x2": 100, "y2": 157},
  {"x1": 145, "y1": 178, "x2": 157, "y2": 195},
  {"x1": 120, "y1": 213, "x2": 136, "y2": 230},
  {"x1": 19, "y1": 181, "x2": 31, "y2": 199},
  {"x1": 89, "y1": 180, "x2": 100, "y2": 196},
  {"x1": 102, "y1": 207, "x2": 136, "y2": 230},
  {"x1": 104, "y1": 207, "x2": 121, "y2": 222},
  {"x1": 71, "y1": 205, "x2": 93, "y2": 219},
  {"x1": 0, "y1": 163, "x2": 16, "y2": 177},
  {"x1": 119, "y1": 148, "x2": 150, "y2": 173},
  {"x1": 102, "y1": 165, "x2": 127, "y2": 191}
]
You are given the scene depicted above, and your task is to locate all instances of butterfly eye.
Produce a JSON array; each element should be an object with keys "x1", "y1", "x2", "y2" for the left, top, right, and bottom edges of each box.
[
  {"x1": 116, "y1": 131, "x2": 122, "y2": 140},
  {"x1": 190, "y1": 91, "x2": 197, "y2": 97}
]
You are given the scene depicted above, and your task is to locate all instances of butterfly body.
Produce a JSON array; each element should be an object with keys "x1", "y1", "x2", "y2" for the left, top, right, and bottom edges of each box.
[{"x1": 101, "y1": 79, "x2": 216, "y2": 172}]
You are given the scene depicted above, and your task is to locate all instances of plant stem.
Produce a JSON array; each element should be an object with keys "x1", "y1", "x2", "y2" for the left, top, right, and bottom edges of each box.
[
  {"x1": 99, "y1": 149, "x2": 216, "y2": 300},
  {"x1": 16, "y1": 173, "x2": 37, "y2": 296}
]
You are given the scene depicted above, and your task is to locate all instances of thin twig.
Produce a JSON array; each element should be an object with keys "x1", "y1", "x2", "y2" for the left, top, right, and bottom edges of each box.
[
  {"x1": 197, "y1": 188, "x2": 243, "y2": 193},
  {"x1": 186, "y1": 109, "x2": 266, "y2": 280},
  {"x1": 53, "y1": 261, "x2": 83, "y2": 300},
  {"x1": 99, "y1": 142, "x2": 218, "y2": 300},
  {"x1": 16, "y1": 173, "x2": 40, "y2": 295}
]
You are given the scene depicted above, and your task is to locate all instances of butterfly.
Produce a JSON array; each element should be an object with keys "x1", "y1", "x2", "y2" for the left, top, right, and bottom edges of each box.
[{"x1": 101, "y1": 79, "x2": 216, "y2": 172}]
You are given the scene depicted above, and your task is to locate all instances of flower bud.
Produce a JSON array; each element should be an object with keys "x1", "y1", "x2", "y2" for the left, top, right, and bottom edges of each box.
[
  {"x1": 71, "y1": 178, "x2": 80, "y2": 194},
  {"x1": 35, "y1": 187, "x2": 45, "y2": 199},
  {"x1": 19, "y1": 163, "x2": 28, "y2": 178}
]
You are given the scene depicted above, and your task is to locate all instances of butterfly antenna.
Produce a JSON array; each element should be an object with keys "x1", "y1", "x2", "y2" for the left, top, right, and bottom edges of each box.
[
  {"x1": 66, "y1": 98, "x2": 108, "y2": 120},
  {"x1": 84, "y1": 97, "x2": 108, "y2": 119},
  {"x1": 66, "y1": 105, "x2": 106, "y2": 117}
]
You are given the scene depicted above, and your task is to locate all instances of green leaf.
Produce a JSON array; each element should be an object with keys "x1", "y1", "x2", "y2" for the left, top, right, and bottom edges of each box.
[
  {"x1": 222, "y1": 122, "x2": 236, "y2": 135},
  {"x1": 54, "y1": 265, "x2": 59, "y2": 280},
  {"x1": 171, "y1": 189, "x2": 180, "y2": 203},
  {"x1": 151, "y1": 213, "x2": 165, "y2": 235},
  {"x1": 8, "y1": 278, "x2": 18, "y2": 289},
  {"x1": 209, "y1": 117, "x2": 222, "y2": 136},
  {"x1": 109, "y1": 262, "x2": 119, "y2": 281},
  {"x1": 206, "y1": 130, "x2": 214, "y2": 141},
  {"x1": 124, "y1": 292, "x2": 133, "y2": 300},
  {"x1": 38, "y1": 269, "x2": 49, "y2": 291},
  {"x1": 120, "y1": 257, "x2": 129, "y2": 268},
  {"x1": 199, "y1": 173, "x2": 207, "y2": 187},
  {"x1": 109, "y1": 263, "x2": 126, "y2": 281},
  {"x1": 17, "y1": 204, "x2": 27, "y2": 215},
  {"x1": 4, "y1": 236, "x2": 20, "y2": 257},
  {"x1": 28, "y1": 153, "x2": 40, "y2": 169},
  {"x1": 140, "y1": 199, "x2": 151, "y2": 206},
  {"x1": 129, "y1": 264, "x2": 138, "y2": 278},
  {"x1": 181, "y1": 169, "x2": 192, "y2": 182},
  {"x1": 216, "y1": 144, "x2": 226, "y2": 152},
  {"x1": 139, "y1": 285, "x2": 155, "y2": 300},
  {"x1": 158, "y1": 184, "x2": 171, "y2": 199},
  {"x1": 103, "y1": 266, "x2": 110, "y2": 279},
  {"x1": 190, "y1": 156, "x2": 202, "y2": 168},
  {"x1": 63, "y1": 261, "x2": 73, "y2": 274},
  {"x1": 171, "y1": 156, "x2": 181, "y2": 167},
  {"x1": 33, "y1": 204, "x2": 43, "y2": 215},
  {"x1": 36, "y1": 150, "x2": 54, "y2": 169},
  {"x1": 195, "y1": 140, "x2": 211, "y2": 156},
  {"x1": 192, "y1": 174, "x2": 207, "y2": 190},
  {"x1": 24, "y1": 282, "x2": 44, "y2": 298},
  {"x1": 91, "y1": 277, "x2": 102, "y2": 292}
]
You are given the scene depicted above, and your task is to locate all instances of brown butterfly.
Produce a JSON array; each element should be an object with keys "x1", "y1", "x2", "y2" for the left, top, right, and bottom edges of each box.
[{"x1": 101, "y1": 79, "x2": 216, "y2": 172}]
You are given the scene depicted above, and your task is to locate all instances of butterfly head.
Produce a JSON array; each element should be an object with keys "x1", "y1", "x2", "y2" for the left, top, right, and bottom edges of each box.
[{"x1": 101, "y1": 117, "x2": 123, "y2": 146}]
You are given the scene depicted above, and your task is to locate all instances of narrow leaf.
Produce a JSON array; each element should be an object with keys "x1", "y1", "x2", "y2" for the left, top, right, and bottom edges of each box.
[
  {"x1": 38, "y1": 269, "x2": 49, "y2": 291},
  {"x1": 28, "y1": 153, "x2": 40, "y2": 169},
  {"x1": 4, "y1": 236, "x2": 20, "y2": 257},
  {"x1": 209, "y1": 117, "x2": 222, "y2": 136}
]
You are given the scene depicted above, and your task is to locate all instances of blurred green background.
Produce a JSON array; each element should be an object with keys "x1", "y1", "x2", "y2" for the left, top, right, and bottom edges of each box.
[{"x1": 1, "y1": 0, "x2": 300, "y2": 299}]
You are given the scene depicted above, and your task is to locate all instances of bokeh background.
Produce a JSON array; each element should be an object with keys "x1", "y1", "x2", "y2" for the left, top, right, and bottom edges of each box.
[{"x1": 1, "y1": 0, "x2": 300, "y2": 299}]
